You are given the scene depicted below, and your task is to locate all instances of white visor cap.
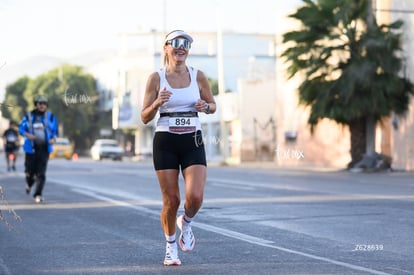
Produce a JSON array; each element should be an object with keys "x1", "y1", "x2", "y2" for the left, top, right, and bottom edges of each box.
[{"x1": 164, "y1": 30, "x2": 193, "y2": 44}]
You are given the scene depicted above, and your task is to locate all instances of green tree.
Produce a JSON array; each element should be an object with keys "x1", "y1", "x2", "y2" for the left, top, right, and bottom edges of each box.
[
  {"x1": 208, "y1": 77, "x2": 231, "y2": 96},
  {"x1": 281, "y1": 0, "x2": 414, "y2": 168},
  {"x1": 2, "y1": 76, "x2": 30, "y2": 124},
  {"x1": 208, "y1": 78, "x2": 219, "y2": 96},
  {"x1": 4, "y1": 64, "x2": 103, "y2": 153}
]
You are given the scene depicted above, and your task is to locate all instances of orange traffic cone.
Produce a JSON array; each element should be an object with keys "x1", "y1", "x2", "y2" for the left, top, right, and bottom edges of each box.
[{"x1": 72, "y1": 153, "x2": 78, "y2": 161}]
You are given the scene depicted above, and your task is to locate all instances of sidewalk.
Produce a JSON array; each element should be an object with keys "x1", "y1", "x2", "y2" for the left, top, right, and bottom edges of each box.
[
  {"x1": 209, "y1": 160, "x2": 345, "y2": 172},
  {"x1": 212, "y1": 160, "x2": 414, "y2": 175}
]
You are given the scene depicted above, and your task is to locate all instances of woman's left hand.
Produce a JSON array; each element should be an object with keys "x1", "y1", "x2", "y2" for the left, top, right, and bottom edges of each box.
[{"x1": 195, "y1": 99, "x2": 209, "y2": 113}]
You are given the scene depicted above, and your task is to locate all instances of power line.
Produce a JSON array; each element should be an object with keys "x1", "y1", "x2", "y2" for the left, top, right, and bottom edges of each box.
[{"x1": 374, "y1": 8, "x2": 414, "y2": 14}]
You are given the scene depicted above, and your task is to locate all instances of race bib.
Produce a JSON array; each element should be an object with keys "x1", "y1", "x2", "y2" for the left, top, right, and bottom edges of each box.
[
  {"x1": 33, "y1": 122, "x2": 44, "y2": 130},
  {"x1": 169, "y1": 117, "x2": 197, "y2": 133},
  {"x1": 6, "y1": 134, "x2": 17, "y2": 142}
]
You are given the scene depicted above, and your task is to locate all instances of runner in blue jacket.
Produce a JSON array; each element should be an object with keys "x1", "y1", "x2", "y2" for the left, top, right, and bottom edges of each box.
[{"x1": 19, "y1": 95, "x2": 58, "y2": 203}]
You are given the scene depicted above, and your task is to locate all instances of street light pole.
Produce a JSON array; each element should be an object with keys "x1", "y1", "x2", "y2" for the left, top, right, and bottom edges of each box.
[{"x1": 216, "y1": 4, "x2": 228, "y2": 164}]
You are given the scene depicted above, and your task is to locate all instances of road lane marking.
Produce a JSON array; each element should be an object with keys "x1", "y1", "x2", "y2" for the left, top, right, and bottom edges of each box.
[
  {"x1": 210, "y1": 178, "x2": 311, "y2": 192},
  {"x1": 210, "y1": 182, "x2": 255, "y2": 190},
  {"x1": 197, "y1": 223, "x2": 390, "y2": 275},
  {"x1": 5, "y1": 192, "x2": 414, "y2": 211},
  {"x1": 72, "y1": 188, "x2": 160, "y2": 216},
  {"x1": 2, "y1": 200, "x2": 162, "y2": 210},
  {"x1": 204, "y1": 194, "x2": 414, "y2": 204},
  {"x1": 64, "y1": 184, "x2": 391, "y2": 275}
]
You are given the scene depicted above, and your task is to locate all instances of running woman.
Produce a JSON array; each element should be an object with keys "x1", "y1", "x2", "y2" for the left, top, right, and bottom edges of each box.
[{"x1": 141, "y1": 30, "x2": 216, "y2": 266}]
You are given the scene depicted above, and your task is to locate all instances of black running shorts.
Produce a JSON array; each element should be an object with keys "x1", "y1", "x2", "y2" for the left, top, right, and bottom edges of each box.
[{"x1": 153, "y1": 130, "x2": 207, "y2": 171}]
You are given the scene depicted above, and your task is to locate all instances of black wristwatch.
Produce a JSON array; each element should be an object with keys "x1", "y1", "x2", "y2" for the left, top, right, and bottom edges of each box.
[{"x1": 205, "y1": 103, "x2": 210, "y2": 114}]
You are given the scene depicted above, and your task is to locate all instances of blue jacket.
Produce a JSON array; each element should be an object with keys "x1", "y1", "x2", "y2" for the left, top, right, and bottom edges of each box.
[{"x1": 19, "y1": 111, "x2": 58, "y2": 154}]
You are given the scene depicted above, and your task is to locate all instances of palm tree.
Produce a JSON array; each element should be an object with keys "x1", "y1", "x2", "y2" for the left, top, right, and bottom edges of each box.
[{"x1": 281, "y1": 0, "x2": 414, "y2": 168}]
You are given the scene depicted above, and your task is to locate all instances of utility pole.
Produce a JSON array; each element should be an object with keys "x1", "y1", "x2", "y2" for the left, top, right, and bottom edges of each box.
[
  {"x1": 58, "y1": 65, "x2": 65, "y2": 137},
  {"x1": 163, "y1": 0, "x2": 167, "y2": 33},
  {"x1": 216, "y1": 5, "x2": 228, "y2": 164}
]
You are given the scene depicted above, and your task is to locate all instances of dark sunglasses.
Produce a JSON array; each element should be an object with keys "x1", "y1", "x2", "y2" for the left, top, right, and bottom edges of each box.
[
  {"x1": 166, "y1": 38, "x2": 191, "y2": 50},
  {"x1": 37, "y1": 102, "x2": 47, "y2": 105}
]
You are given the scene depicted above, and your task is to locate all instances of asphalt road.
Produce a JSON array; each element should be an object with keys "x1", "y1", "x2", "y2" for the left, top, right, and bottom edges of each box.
[{"x1": 0, "y1": 156, "x2": 413, "y2": 275}]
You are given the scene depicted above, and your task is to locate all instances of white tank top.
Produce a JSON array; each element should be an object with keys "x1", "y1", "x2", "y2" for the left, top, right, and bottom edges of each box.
[{"x1": 155, "y1": 66, "x2": 202, "y2": 133}]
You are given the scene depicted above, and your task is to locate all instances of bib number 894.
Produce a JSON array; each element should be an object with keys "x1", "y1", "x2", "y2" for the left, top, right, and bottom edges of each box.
[
  {"x1": 168, "y1": 116, "x2": 196, "y2": 133},
  {"x1": 175, "y1": 118, "x2": 191, "y2": 126}
]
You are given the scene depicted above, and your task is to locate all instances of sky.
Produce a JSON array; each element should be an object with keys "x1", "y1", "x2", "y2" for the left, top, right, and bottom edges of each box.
[{"x1": 0, "y1": 0, "x2": 302, "y2": 66}]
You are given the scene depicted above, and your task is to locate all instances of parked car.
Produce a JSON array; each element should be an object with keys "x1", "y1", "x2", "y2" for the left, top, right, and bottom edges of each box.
[
  {"x1": 50, "y1": 137, "x2": 74, "y2": 160},
  {"x1": 90, "y1": 139, "x2": 124, "y2": 161}
]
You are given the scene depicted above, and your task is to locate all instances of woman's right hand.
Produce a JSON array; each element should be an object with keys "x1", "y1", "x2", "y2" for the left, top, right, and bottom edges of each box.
[{"x1": 156, "y1": 87, "x2": 172, "y2": 107}]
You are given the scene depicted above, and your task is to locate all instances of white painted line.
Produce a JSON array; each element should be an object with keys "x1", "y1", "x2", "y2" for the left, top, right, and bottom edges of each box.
[
  {"x1": 52, "y1": 179, "x2": 151, "y2": 201},
  {"x1": 196, "y1": 223, "x2": 274, "y2": 245},
  {"x1": 210, "y1": 182, "x2": 255, "y2": 190},
  {"x1": 209, "y1": 178, "x2": 315, "y2": 192},
  {"x1": 67, "y1": 183, "x2": 391, "y2": 275},
  {"x1": 195, "y1": 223, "x2": 390, "y2": 275},
  {"x1": 72, "y1": 188, "x2": 159, "y2": 216}
]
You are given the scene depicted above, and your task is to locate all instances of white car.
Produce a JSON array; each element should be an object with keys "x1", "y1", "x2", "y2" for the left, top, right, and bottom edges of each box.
[{"x1": 90, "y1": 139, "x2": 124, "y2": 161}]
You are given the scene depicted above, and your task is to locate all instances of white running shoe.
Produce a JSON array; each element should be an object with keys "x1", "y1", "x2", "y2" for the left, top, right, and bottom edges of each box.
[
  {"x1": 34, "y1": 196, "x2": 43, "y2": 203},
  {"x1": 177, "y1": 215, "x2": 195, "y2": 252},
  {"x1": 163, "y1": 242, "x2": 181, "y2": 266}
]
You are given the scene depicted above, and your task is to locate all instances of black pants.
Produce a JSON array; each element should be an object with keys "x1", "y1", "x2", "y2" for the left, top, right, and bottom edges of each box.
[
  {"x1": 25, "y1": 148, "x2": 49, "y2": 197},
  {"x1": 5, "y1": 145, "x2": 17, "y2": 168}
]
